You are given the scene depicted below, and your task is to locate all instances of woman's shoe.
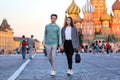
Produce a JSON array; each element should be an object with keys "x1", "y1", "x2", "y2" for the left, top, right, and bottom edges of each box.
[
  {"x1": 70, "y1": 69, "x2": 73, "y2": 75},
  {"x1": 67, "y1": 69, "x2": 71, "y2": 76},
  {"x1": 67, "y1": 69, "x2": 73, "y2": 76}
]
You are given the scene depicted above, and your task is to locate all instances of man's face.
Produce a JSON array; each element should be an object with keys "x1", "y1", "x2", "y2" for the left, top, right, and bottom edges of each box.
[{"x1": 51, "y1": 16, "x2": 57, "y2": 23}]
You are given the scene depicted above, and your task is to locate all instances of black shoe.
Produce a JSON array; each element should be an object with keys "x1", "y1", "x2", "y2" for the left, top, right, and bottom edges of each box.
[
  {"x1": 23, "y1": 56, "x2": 25, "y2": 59},
  {"x1": 29, "y1": 57, "x2": 32, "y2": 59}
]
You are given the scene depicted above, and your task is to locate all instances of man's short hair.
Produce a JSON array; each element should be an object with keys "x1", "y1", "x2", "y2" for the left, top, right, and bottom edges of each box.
[
  {"x1": 31, "y1": 35, "x2": 34, "y2": 37},
  {"x1": 51, "y1": 14, "x2": 57, "y2": 19}
]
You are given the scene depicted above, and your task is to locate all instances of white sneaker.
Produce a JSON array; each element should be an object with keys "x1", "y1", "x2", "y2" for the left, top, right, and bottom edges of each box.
[
  {"x1": 44, "y1": 57, "x2": 47, "y2": 59},
  {"x1": 70, "y1": 69, "x2": 73, "y2": 75},
  {"x1": 51, "y1": 70, "x2": 56, "y2": 76},
  {"x1": 67, "y1": 69, "x2": 71, "y2": 75},
  {"x1": 67, "y1": 69, "x2": 73, "y2": 75}
]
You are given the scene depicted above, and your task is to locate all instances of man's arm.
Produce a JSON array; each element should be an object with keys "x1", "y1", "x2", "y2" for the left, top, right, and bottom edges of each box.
[
  {"x1": 58, "y1": 27, "x2": 62, "y2": 47},
  {"x1": 44, "y1": 25, "x2": 47, "y2": 45}
]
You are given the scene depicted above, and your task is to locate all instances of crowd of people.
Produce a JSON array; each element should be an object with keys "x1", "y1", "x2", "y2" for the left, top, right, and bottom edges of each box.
[{"x1": 80, "y1": 41, "x2": 120, "y2": 54}]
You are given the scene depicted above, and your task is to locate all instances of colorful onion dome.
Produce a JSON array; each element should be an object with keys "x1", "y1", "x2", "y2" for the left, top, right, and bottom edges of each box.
[
  {"x1": 82, "y1": 0, "x2": 94, "y2": 13},
  {"x1": 66, "y1": 0, "x2": 80, "y2": 14},
  {"x1": 112, "y1": 0, "x2": 120, "y2": 11},
  {"x1": 101, "y1": 10, "x2": 111, "y2": 21}
]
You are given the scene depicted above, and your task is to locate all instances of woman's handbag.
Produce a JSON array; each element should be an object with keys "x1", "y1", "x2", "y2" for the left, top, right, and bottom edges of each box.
[{"x1": 75, "y1": 50, "x2": 81, "y2": 63}]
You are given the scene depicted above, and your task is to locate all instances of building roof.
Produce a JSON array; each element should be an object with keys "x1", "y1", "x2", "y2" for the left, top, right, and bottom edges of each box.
[
  {"x1": 112, "y1": 0, "x2": 120, "y2": 11},
  {"x1": 75, "y1": 15, "x2": 82, "y2": 22},
  {"x1": 0, "y1": 19, "x2": 12, "y2": 30},
  {"x1": 66, "y1": 0, "x2": 80, "y2": 14},
  {"x1": 100, "y1": 10, "x2": 111, "y2": 21}
]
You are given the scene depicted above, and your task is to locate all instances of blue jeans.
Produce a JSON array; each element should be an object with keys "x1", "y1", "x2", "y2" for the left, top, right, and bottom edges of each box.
[{"x1": 22, "y1": 46, "x2": 26, "y2": 59}]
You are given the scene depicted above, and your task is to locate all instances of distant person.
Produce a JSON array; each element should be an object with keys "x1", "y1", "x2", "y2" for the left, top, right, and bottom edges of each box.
[
  {"x1": 91, "y1": 41, "x2": 95, "y2": 54},
  {"x1": 20, "y1": 35, "x2": 27, "y2": 59},
  {"x1": 95, "y1": 42, "x2": 100, "y2": 54},
  {"x1": 2, "y1": 49, "x2": 4, "y2": 54},
  {"x1": 106, "y1": 42, "x2": 111, "y2": 54},
  {"x1": 101, "y1": 41, "x2": 106, "y2": 53},
  {"x1": 42, "y1": 41, "x2": 47, "y2": 58},
  {"x1": 44, "y1": 14, "x2": 61, "y2": 76},
  {"x1": 61, "y1": 17, "x2": 80, "y2": 76},
  {"x1": 28, "y1": 35, "x2": 34, "y2": 59},
  {"x1": 15, "y1": 48, "x2": 19, "y2": 54},
  {"x1": 33, "y1": 42, "x2": 36, "y2": 54}
]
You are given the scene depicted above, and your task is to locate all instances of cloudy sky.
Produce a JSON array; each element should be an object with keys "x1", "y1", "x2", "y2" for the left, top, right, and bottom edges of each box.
[{"x1": 0, "y1": 0, "x2": 115, "y2": 41}]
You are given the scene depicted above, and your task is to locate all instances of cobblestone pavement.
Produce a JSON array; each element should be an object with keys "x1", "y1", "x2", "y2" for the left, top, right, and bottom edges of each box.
[
  {"x1": 1, "y1": 53, "x2": 120, "y2": 80},
  {"x1": 17, "y1": 53, "x2": 120, "y2": 80},
  {"x1": 0, "y1": 54, "x2": 32, "y2": 80}
]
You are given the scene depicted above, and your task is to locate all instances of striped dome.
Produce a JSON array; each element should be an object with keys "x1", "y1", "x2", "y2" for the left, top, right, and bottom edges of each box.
[
  {"x1": 101, "y1": 11, "x2": 111, "y2": 21},
  {"x1": 66, "y1": 0, "x2": 80, "y2": 14},
  {"x1": 112, "y1": 0, "x2": 120, "y2": 11},
  {"x1": 82, "y1": 0, "x2": 94, "y2": 13}
]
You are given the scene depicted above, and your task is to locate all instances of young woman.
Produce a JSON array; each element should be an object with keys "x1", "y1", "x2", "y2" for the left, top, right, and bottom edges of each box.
[{"x1": 61, "y1": 17, "x2": 80, "y2": 75}]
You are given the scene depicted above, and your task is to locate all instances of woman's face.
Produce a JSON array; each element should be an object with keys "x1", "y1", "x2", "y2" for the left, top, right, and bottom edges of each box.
[{"x1": 66, "y1": 18, "x2": 71, "y2": 25}]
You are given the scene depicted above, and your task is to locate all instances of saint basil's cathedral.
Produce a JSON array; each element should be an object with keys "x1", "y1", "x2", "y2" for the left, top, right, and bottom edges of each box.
[{"x1": 65, "y1": 0, "x2": 120, "y2": 45}]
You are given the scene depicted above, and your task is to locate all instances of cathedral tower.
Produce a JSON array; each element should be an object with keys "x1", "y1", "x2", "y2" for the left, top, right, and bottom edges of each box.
[{"x1": 91, "y1": 0, "x2": 107, "y2": 33}]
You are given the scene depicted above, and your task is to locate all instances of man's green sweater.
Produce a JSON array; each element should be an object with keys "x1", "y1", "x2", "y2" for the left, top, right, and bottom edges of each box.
[{"x1": 44, "y1": 23, "x2": 61, "y2": 46}]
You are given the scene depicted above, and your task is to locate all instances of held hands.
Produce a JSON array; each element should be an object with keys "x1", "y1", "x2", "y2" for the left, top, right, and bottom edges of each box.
[{"x1": 59, "y1": 46, "x2": 64, "y2": 50}]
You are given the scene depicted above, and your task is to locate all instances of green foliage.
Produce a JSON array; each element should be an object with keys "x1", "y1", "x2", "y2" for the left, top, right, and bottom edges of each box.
[{"x1": 106, "y1": 34, "x2": 118, "y2": 43}]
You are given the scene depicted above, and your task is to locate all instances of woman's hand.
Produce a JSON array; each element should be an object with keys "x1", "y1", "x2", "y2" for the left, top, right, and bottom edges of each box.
[{"x1": 60, "y1": 46, "x2": 64, "y2": 50}]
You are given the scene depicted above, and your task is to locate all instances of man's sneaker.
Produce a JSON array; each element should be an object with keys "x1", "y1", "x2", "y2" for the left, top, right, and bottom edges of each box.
[
  {"x1": 44, "y1": 57, "x2": 47, "y2": 59},
  {"x1": 51, "y1": 70, "x2": 56, "y2": 76}
]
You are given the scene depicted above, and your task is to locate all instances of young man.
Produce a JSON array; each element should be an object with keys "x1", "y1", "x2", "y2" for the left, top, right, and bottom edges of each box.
[
  {"x1": 44, "y1": 14, "x2": 61, "y2": 76},
  {"x1": 28, "y1": 35, "x2": 34, "y2": 59}
]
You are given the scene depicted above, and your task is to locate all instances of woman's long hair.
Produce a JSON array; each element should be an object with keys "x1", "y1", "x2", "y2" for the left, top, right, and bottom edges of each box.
[{"x1": 64, "y1": 17, "x2": 74, "y2": 27}]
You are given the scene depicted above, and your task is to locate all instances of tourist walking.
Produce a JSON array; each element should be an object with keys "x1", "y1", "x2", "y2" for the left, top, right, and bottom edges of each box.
[
  {"x1": 91, "y1": 41, "x2": 95, "y2": 54},
  {"x1": 106, "y1": 42, "x2": 111, "y2": 54},
  {"x1": 28, "y1": 35, "x2": 34, "y2": 59},
  {"x1": 20, "y1": 35, "x2": 27, "y2": 59},
  {"x1": 44, "y1": 14, "x2": 61, "y2": 76},
  {"x1": 61, "y1": 17, "x2": 80, "y2": 76},
  {"x1": 95, "y1": 41, "x2": 100, "y2": 54},
  {"x1": 42, "y1": 41, "x2": 47, "y2": 58}
]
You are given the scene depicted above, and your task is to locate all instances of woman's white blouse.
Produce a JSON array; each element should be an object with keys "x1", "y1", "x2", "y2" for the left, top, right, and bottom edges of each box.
[{"x1": 65, "y1": 27, "x2": 72, "y2": 40}]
